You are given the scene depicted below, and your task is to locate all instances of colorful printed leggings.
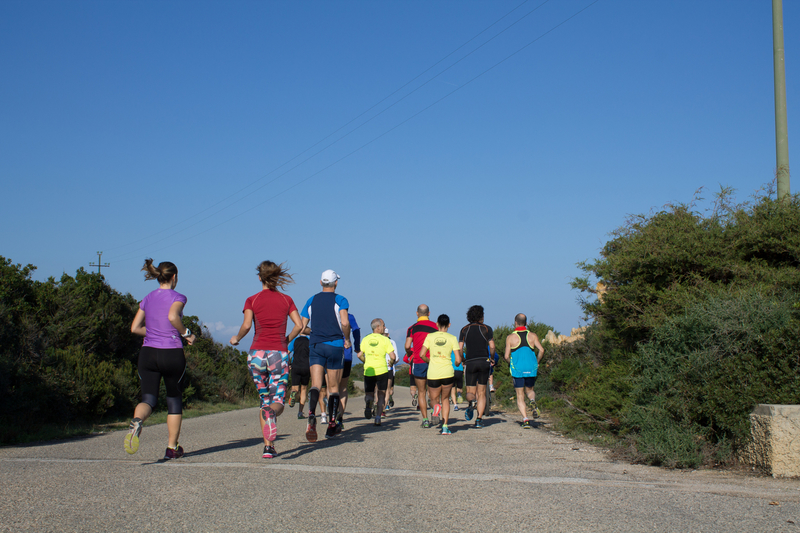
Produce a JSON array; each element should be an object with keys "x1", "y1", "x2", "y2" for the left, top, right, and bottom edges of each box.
[{"x1": 248, "y1": 350, "x2": 289, "y2": 407}]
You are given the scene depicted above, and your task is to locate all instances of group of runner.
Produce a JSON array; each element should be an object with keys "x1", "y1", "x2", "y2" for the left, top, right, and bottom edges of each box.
[{"x1": 124, "y1": 261, "x2": 544, "y2": 459}]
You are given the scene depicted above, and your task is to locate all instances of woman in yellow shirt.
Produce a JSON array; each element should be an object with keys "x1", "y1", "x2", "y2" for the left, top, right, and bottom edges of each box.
[{"x1": 419, "y1": 314, "x2": 462, "y2": 435}]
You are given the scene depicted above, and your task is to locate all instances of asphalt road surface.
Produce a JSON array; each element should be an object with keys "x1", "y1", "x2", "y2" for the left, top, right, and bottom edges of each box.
[{"x1": 2, "y1": 385, "x2": 799, "y2": 532}]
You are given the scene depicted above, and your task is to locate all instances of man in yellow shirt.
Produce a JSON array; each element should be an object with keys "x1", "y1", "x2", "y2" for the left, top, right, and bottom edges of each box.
[
  {"x1": 419, "y1": 314, "x2": 462, "y2": 435},
  {"x1": 356, "y1": 318, "x2": 397, "y2": 426}
]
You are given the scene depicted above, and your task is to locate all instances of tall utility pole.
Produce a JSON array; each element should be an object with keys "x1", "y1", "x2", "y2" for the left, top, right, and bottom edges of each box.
[
  {"x1": 773, "y1": 0, "x2": 791, "y2": 200},
  {"x1": 89, "y1": 251, "x2": 110, "y2": 275}
]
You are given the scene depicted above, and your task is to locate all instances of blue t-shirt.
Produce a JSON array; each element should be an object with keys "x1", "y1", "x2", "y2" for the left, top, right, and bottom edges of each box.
[
  {"x1": 343, "y1": 313, "x2": 360, "y2": 362},
  {"x1": 451, "y1": 351, "x2": 463, "y2": 371},
  {"x1": 301, "y1": 292, "x2": 349, "y2": 346}
]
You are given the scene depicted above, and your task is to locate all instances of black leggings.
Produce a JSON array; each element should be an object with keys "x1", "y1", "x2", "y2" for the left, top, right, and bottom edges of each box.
[{"x1": 138, "y1": 346, "x2": 187, "y2": 414}]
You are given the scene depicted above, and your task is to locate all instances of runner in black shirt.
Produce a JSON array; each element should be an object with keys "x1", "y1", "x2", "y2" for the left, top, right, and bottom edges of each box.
[
  {"x1": 288, "y1": 327, "x2": 311, "y2": 418},
  {"x1": 458, "y1": 305, "x2": 496, "y2": 429}
]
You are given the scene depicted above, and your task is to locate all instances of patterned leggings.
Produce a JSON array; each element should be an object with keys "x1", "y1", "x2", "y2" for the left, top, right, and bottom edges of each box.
[{"x1": 248, "y1": 350, "x2": 289, "y2": 407}]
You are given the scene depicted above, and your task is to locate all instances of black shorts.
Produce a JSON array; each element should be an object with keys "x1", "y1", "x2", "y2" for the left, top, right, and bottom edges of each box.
[
  {"x1": 364, "y1": 372, "x2": 390, "y2": 392},
  {"x1": 427, "y1": 376, "x2": 455, "y2": 388},
  {"x1": 291, "y1": 366, "x2": 310, "y2": 386},
  {"x1": 387, "y1": 369, "x2": 395, "y2": 384},
  {"x1": 342, "y1": 359, "x2": 352, "y2": 379},
  {"x1": 453, "y1": 370, "x2": 464, "y2": 389},
  {"x1": 138, "y1": 346, "x2": 186, "y2": 412},
  {"x1": 465, "y1": 360, "x2": 491, "y2": 387}
]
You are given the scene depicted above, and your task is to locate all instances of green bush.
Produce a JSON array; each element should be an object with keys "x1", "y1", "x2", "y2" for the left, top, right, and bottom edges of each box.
[
  {"x1": 562, "y1": 188, "x2": 800, "y2": 467},
  {"x1": 0, "y1": 257, "x2": 260, "y2": 444},
  {"x1": 623, "y1": 287, "x2": 800, "y2": 465}
]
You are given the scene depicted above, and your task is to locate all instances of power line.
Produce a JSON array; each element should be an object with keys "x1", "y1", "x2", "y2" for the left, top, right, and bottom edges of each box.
[
  {"x1": 104, "y1": 0, "x2": 545, "y2": 260},
  {"x1": 108, "y1": 0, "x2": 602, "y2": 263}
]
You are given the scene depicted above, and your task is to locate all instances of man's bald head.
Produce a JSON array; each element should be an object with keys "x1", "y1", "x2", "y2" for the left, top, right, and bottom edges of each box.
[
  {"x1": 514, "y1": 313, "x2": 527, "y2": 327},
  {"x1": 417, "y1": 304, "x2": 430, "y2": 317}
]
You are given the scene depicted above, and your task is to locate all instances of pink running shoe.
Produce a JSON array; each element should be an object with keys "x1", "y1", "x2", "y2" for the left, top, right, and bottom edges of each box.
[
  {"x1": 261, "y1": 407, "x2": 277, "y2": 442},
  {"x1": 431, "y1": 403, "x2": 442, "y2": 426}
]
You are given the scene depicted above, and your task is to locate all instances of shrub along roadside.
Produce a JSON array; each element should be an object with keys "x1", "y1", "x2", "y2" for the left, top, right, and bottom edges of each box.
[
  {"x1": 0, "y1": 257, "x2": 259, "y2": 445},
  {"x1": 554, "y1": 187, "x2": 800, "y2": 468}
]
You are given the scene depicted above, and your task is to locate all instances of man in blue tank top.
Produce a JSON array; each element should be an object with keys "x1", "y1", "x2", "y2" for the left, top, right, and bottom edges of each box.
[
  {"x1": 300, "y1": 269, "x2": 351, "y2": 441},
  {"x1": 504, "y1": 313, "x2": 545, "y2": 429}
]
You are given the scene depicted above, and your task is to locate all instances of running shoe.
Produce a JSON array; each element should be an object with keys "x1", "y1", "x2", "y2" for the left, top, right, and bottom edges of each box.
[
  {"x1": 325, "y1": 421, "x2": 338, "y2": 439},
  {"x1": 364, "y1": 399, "x2": 373, "y2": 420},
  {"x1": 381, "y1": 410, "x2": 387, "y2": 418},
  {"x1": 465, "y1": 402, "x2": 474, "y2": 421},
  {"x1": 164, "y1": 445, "x2": 184, "y2": 460},
  {"x1": 521, "y1": 419, "x2": 531, "y2": 429},
  {"x1": 453, "y1": 403, "x2": 460, "y2": 411},
  {"x1": 531, "y1": 401, "x2": 541, "y2": 419},
  {"x1": 374, "y1": 417, "x2": 381, "y2": 426},
  {"x1": 441, "y1": 425, "x2": 451, "y2": 436},
  {"x1": 431, "y1": 404, "x2": 441, "y2": 427},
  {"x1": 306, "y1": 416, "x2": 317, "y2": 443},
  {"x1": 297, "y1": 411, "x2": 306, "y2": 419},
  {"x1": 289, "y1": 390, "x2": 297, "y2": 408},
  {"x1": 411, "y1": 393, "x2": 418, "y2": 407},
  {"x1": 321, "y1": 413, "x2": 328, "y2": 425},
  {"x1": 490, "y1": 386, "x2": 496, "y2": 393},
  {"x1": 123, "y1": 417, "x2": 143, "y2": 455},
  {"x1": 262, "y1": 445, "x2": 278, "y2": 459},
  {"x1": 457, "y1": 394, "x2": 464, "y2": 403},
  {"x1": 421, "y1": 419, "x2": 431, "y2": 429},
  {"x1": 388, "y1": 396, "x2": 394, "y2": 408},
  {"x1": 261, "y1": 406, "x2": 277, "y2": 442},
  {"x1": 335, "y1": 420, "x2": 343, "y2": 435},
  {"x1": 475, "y1": 418, "x2": 484, "y2": 429}
]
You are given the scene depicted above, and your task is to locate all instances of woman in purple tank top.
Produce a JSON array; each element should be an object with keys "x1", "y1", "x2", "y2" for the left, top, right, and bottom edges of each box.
[{"x1": 125, "y1": 259, "x2": 196, "y2": 460}]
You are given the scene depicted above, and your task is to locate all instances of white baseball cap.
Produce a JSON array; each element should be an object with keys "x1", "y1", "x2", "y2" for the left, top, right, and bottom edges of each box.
[{"x1": 321, "y1": 269, "x2": 340, "y2": 283}]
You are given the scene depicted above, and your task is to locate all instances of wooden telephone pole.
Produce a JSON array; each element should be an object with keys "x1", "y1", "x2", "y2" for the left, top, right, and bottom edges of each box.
[{"x1": 89, "y1": 251, "x2": 110, "y2": 274}]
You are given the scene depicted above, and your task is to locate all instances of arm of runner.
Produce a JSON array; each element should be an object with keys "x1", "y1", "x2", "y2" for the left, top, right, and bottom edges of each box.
[
  {"x1": 531, "y1": 333, "x2": 545, "y2": 363},
  {"x1": 489, "y1": 338, "x2": 496, "y2": 358},
  {"x1": 453, "y1": 348, "x2": 463, "y2": 366},
  {"x1": 286, "y1": 309, "x2": 303, "y2": 344},
  {"x1": 504, "y1": 336, "x2": 512, "y2": 362},
  {"x1": 168, "y1": 300, "x2": 195, "y2": 345},
  {"x1": 356, "y1": 350, "x2": 365, "y2": 363},
  {"x1": 388, "y1": 350, "x2": 397, "y2": 366},
  {"x1": 131, "y1": 308, "x2": 146, "y2": 337},
  {"x1": 230, "y1": 309, "x2": 253, "y2": 346},
  {"x1": 352, "y1": 325, "x2": 361, "y2": 353},
  {"x1": 340, "y1": 309, "x2": 351, "y2": 349},
  {"x1": 419, "y1": 345, "x2": 430, "y2": 363}
]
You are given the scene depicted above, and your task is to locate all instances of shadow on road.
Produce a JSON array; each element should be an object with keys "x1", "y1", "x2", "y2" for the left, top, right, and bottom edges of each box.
[
  {"x1": 187, "y1": 437, "x2": 265, "y2": 458},
  {"x1": 278, "y1": 407, "x2": 419, "y2": 460}
]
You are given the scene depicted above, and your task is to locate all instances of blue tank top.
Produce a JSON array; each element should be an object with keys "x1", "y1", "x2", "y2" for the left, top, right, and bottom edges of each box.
[{"x1": 509, "y1": 330, "x2": 537, "y2": 378}]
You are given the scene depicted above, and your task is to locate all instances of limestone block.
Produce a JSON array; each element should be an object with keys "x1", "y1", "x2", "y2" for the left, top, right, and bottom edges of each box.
[{"x1": 742, "y1": 404, "x2": 800, "y2": 478}]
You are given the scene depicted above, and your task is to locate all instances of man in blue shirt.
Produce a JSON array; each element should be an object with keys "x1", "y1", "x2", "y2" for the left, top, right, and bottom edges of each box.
[{"x1": 300, "y1": 269, "x2": 351, "y2": 441}]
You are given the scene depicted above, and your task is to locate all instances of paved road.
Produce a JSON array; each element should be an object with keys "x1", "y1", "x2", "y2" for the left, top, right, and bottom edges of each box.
[{"x1": 1, "y1": 386, "x2": 799, "y2": 532}]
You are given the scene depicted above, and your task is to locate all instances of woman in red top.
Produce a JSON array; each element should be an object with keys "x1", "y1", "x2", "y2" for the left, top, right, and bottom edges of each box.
[{"x1": 231, "y1": 261, "x2": 303, "y2": 458}]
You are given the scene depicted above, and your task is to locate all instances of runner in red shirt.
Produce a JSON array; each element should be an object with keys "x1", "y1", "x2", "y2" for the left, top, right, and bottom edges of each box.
[{"x1": 405, "y1": 304, "x2": 438, "y2": 428}]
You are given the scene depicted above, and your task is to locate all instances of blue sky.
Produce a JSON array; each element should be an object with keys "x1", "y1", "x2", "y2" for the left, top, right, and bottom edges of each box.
[{"x1": 1, "y1": 0, "x2": 797, "y2": 345}]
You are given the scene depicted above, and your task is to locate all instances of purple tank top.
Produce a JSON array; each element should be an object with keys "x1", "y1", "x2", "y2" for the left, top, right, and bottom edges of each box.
[{"x1": 140, "y1": 288, "x2": 187, "y2": 349}]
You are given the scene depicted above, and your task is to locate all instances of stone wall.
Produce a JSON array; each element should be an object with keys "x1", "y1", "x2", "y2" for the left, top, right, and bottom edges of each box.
[{"x1": 741, "y1": 404, "x2": 800, "y2": 478}]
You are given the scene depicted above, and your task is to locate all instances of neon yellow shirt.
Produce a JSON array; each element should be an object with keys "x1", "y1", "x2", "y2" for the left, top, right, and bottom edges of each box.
[
  {"x1": 360, "y1": 333, "x2": 395, "y2": 376},
  {"x1": 422, "y1": 331, "x2": 459, "y2": 380}
]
